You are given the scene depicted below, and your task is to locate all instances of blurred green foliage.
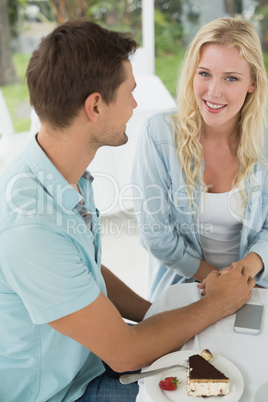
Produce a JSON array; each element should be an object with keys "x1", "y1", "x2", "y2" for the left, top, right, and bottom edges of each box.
[
  {"x1": 256, "y1": 2, "x2": 268, "y2": 50},
  {"x1": 155, "y1": 45, "x2": 185, "y2": 95},
  {"x1": 1, "y1": 53, "x2": 30, "y2": 133},
  {"x1": 154, "y1": 9, "x2": 183, "y2": 55},
  {"x1": 8, "y1": 0, "x2": 26, "y2": 36}
]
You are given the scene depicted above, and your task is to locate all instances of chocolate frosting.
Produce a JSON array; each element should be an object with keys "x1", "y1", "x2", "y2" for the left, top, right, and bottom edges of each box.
[{"x1": 189, "y1": 355, "x2": 229, "y2": 381}]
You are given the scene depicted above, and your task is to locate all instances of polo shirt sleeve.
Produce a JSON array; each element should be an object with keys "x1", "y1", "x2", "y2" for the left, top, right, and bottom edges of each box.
[{"x1": 0, "y1": 223, "x2": 101, "y2": 324}]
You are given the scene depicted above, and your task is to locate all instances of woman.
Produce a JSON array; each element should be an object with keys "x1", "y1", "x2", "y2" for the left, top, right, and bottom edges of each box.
[{"x1": 132, "y1": 17, "x2": 268, "y2": 301}]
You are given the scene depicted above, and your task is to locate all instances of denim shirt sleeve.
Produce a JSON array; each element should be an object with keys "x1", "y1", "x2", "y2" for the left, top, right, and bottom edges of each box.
[
  {"x1": 241, "y1": 163, "x2": 268, "y2": 287},
  {"x1": 131, "y1": 113, "x2": 201, "y2": 279}
]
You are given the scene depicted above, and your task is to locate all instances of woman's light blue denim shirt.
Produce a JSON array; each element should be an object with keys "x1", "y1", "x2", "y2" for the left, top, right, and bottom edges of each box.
[{"x1": 132, "y1": 112, "x2": 268, "y2": 301}]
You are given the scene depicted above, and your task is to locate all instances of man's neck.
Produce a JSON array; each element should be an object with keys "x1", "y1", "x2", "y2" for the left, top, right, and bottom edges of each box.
[{"x1": 36, "y1": 122, "x2": 98, "y2": 187}]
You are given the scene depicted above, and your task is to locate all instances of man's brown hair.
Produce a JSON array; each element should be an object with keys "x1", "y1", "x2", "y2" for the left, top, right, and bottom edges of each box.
[{"x1": 26, "y1": 19, "x2": 138, "y2": 128}]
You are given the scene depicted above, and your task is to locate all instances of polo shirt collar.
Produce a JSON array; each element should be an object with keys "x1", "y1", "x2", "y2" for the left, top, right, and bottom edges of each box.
[{"x1": 25, "y1": 135, "x2": 92, "y2": 211}]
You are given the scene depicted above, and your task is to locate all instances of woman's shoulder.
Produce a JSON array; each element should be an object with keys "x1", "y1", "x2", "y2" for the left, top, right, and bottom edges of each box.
[
  {"x1": 140, "y1": 112, "x2": 183, "y2": 174},
  {"x1": 143, "y1": 112, "x2": 177, "y2": 144}
]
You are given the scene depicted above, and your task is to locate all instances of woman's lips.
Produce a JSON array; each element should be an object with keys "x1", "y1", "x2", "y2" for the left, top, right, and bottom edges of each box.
[{"x1": 203, "y1": 99, "x2": 227, "y2": 113}]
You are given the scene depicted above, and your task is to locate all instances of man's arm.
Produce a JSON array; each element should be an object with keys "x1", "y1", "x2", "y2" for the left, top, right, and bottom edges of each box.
[
  {"x1": 101, "y1": 264, "x2": 151, "y2": 322},
  {"x1": 49, "y1": 264, "x2": 254, "y2": 373}
]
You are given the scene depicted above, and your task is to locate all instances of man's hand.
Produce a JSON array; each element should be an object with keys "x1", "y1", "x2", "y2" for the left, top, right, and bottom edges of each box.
[
  {"x1": 198, "y1": 265, "x2": 233, "y2": 295},
  {"x1": 204, "y1": 262, "x2": 255, "y2": 319}
]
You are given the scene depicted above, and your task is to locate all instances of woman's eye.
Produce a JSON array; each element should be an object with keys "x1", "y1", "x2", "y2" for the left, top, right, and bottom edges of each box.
[
  {"x1": 199, "y1": 71, "x2": 210, "y2": 78},
  {"x1": 226, "y1": 76, "x2": 238, "y2": 82}
]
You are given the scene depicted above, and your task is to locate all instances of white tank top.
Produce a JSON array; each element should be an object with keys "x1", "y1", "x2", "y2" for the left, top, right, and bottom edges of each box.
[{"x1": 198, "y1": 189, "x2": 243, "y2": 269}]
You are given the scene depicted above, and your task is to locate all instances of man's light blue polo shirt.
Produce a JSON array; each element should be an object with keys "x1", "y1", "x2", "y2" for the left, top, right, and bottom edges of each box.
[{"x1": 0, "y1": 136, "x2": 106, "y2": 401}]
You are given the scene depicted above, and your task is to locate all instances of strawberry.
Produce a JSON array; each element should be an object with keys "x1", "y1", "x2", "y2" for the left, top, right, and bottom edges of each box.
[{"x1": 159, "y1": 376, "x2": 179, "y2": 391}]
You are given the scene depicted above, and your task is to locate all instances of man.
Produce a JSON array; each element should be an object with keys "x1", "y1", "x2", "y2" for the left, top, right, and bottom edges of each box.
[{"x1": 0, "y1": 19, "x2": 254, "y2": 402}]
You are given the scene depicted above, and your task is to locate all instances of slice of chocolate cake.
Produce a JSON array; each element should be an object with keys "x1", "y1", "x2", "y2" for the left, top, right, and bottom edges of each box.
[{"x1": 187, "y1": 354, "x2": 230, "y2": 397}]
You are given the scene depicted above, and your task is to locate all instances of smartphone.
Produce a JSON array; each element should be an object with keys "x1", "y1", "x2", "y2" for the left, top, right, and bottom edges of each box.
[{"x1": 233, "y1": 302, "x2": 263, "y2": 335}]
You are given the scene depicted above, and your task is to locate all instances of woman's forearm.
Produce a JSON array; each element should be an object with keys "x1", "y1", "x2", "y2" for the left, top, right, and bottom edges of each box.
[
  {"x1": 193, "y1": 259, "x2": 217, "y2": 282},
  {"x1": 238, "y1": 252, "x2": 264, "y2": 278}
]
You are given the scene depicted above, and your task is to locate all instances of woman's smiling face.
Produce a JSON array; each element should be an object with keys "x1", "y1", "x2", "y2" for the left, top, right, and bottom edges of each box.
[{"x1": 193, "y1": 44, "x2": 255, "y2": 133}]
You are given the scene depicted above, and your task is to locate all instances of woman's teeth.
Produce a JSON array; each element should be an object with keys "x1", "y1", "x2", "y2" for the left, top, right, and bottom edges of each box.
[{"x1": 205, "y1": 100, "x2": 225, "y2": 109}]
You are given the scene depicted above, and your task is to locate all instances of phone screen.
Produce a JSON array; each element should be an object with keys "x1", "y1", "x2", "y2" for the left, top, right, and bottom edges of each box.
[{"x1": 234, "y1": 303, "x2": 263, "y2": 335}]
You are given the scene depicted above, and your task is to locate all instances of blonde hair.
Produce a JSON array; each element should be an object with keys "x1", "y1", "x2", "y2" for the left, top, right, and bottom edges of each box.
[{"x1": 173, "y1": 17, "x2": 267, "y2": 206}]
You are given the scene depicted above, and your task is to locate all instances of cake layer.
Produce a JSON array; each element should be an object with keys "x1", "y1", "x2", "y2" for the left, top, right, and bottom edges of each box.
[{"x1": 187, "y1": 381, "x2": 230, "y2": 397}]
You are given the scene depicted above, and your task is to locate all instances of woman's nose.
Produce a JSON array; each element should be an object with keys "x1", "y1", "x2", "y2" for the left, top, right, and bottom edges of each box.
[{"x1": 208, "y1": 79, "x2": 222, "y2": 97}]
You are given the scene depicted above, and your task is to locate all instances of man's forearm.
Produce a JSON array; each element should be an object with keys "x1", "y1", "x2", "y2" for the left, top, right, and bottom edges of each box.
[
  {"x1": 129, "y1": 296, "x2": 225, "y2": 368},
  {"x1": 101, "y1": 264, "x2": 151, "y2": 322}
]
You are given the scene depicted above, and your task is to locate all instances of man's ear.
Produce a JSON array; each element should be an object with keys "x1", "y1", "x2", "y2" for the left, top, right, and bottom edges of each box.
[{"x1": 84, "y1": 92, "x2": 103, "y2": 123}]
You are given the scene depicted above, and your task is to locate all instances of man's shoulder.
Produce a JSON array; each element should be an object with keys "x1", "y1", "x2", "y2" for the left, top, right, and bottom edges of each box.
[
  {"x1": 0, "y1": 156, "x2": 47, "y2": 231},
  {"x1": 0, "y1": 157, "x2": 38, "y2": 195}
]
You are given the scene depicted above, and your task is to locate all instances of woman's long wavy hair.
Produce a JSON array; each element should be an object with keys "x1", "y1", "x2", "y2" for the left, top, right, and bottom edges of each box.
[{"x1": 173, "y1": 17, "x2": 267, "y2": 206}]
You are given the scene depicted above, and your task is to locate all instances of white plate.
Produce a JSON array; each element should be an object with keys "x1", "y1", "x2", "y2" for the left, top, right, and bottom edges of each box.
[{"x1": 144, "y1": 350, "x2": 244, "y2": 402}]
